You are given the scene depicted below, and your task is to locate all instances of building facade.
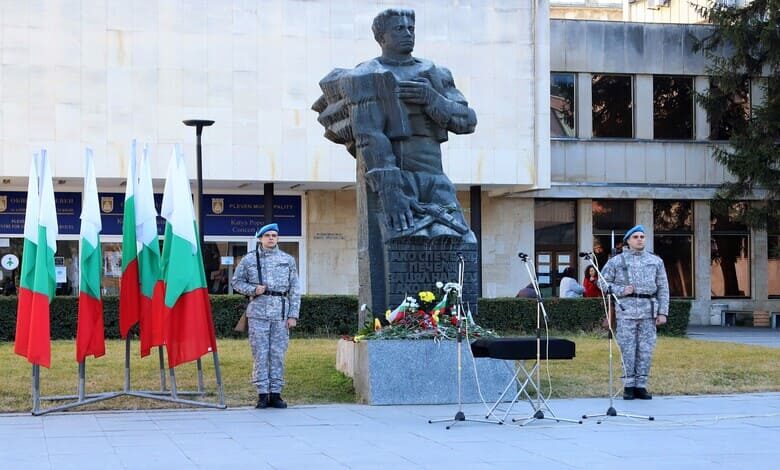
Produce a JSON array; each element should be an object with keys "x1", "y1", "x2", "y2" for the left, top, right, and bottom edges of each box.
[
  {"x1": 0, "y1": 1, "x2": 548, "y2": 302},
  {"x1": 0, "y1": 1, "x2": 777, "y2": 326}
]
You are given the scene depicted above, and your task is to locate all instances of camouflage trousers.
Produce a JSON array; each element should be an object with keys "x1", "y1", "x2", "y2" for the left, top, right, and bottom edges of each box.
[
  {"x1": 616, "y1": 317, "x2": 657, "y2": 388},
  {"x1": 248, "y1": 317, "x2": 289, "y2": 394}
]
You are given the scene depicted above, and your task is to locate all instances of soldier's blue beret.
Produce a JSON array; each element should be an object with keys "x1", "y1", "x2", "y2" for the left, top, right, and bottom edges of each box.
[
  {"x1": 255, "y1": 223, "x2": 279, "y2": 237},
  {"x1": 623, "y1": 224, "x2": 645, "y2": 242}
]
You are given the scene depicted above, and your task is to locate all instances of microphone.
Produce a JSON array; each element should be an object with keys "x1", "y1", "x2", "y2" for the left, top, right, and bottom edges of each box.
[
  {"x1": 517, "y1": 252, "x2": 528, "y2": 258},
  {"x1": 578, "y1": 252, "x2": 592, "y2": 258}
]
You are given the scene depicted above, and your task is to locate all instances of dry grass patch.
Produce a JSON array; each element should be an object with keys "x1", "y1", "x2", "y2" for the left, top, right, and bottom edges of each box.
[{"x1": 2, "y1": 335, "x2": 780, "y2": 413}]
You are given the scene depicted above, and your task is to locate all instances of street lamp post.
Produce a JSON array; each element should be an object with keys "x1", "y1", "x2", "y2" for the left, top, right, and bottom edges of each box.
[{"x1": 183, "y1": 119, "x2": 214, "y2": 255}]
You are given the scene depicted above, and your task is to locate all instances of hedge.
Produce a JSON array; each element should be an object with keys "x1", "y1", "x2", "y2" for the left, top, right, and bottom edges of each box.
[
  {"x1": 0, "y1": 295, "x2": 690, "y2": 341},
  {"x1": 0, "y1": 295, "x2": 358, "y2": 341},
  {"x1": 476, "y1": 298, "x2": 691, "y2": 337}
]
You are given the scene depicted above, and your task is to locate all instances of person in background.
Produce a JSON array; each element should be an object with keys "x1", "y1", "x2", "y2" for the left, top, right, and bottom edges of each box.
[
  {"x1": 515, "y1": 283, "x2": 537, "y2": 299},
  {"x1": 559, "y1": 267, "x2": 584, "y2": 298},
  {"x1": 582, "y1": 265, "x2": 602, "y2": 298}
]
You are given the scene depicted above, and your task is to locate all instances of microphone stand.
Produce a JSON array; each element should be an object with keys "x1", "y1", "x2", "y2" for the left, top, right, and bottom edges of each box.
[
  {"x1": 513, "y1": 253, "x2": 581, "y2": 426},
  {"x1": 429, "y1": 254, "x2": 496, "y2": 429},
  {"x1": 579, "y1": 252, "x2": 653, "y2": 423}
]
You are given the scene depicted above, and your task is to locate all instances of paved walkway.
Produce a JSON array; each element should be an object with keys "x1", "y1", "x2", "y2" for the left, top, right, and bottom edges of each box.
[
  {"x1": 2, "y1": 393, "x2": 780, "y2": 469},
  {"x1": 687, "y1": 325, "x2": 780, "y2": 348}
]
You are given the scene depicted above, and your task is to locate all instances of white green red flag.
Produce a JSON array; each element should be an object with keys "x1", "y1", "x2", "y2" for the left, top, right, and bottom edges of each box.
[
  {"x1": 26, "y1": 150, "x2": 58, "y2": 368},
  {"x1": 119, "y1": 141, "x2": 140, "y2": 338},
  {"x1": 76, "y1": 148, "x2": 105, "y2": 362},
  {"x1": 136, "y1": 144, "x2": 165, "y2": 357},
  {"x1": 14, "y1": 153, "x2": 40, "y2": 360},
  {"x1": 160, "y1": 146, "x2": 217, "y2": 368}
]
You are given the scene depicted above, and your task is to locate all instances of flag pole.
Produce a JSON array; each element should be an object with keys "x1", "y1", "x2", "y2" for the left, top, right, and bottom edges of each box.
[
  {"x1": 77, "y1": 361, "x2": 86, "y2": 401},
  {"x1": 196, "y1": 358, "x2": 204, "y2": 394},
  {"x1": 124, "y1": 336, "x2": 131, "y2": 393},
  {"x1": 212, "y1": 351, "x2": 226, "y2": 407},
  {"x1": 158, "y1": 346, "x2": 167, "y2": 391},
  {"x1": 31, "y1": 365, "x2": 40, "y2": 415}
]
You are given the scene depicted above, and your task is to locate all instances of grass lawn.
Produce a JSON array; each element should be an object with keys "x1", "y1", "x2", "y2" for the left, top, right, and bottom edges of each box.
[{"x1": 2, "y1": 335, "x2": 780, "y2": 413}]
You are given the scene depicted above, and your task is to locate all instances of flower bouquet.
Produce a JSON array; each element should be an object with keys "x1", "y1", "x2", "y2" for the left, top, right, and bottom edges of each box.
[{"x1": 352, "y1": 283, "x2": 498, "y2": 341}]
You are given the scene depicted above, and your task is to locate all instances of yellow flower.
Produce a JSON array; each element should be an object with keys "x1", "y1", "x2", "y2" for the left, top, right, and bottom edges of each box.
[
  {"x1": 419, "y1": 291, "x2": 435, "y2": 303},
  {"x1": 353, "y1": 335, "x2": 365, "y2": 342},
  {"x1": 374, "y1": 318, "x2": 382, "y2": 331}
]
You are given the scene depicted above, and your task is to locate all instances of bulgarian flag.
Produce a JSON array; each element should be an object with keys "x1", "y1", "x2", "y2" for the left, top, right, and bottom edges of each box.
[
  {"x1": 14, "y1": 153, "x2": 40, "y2": 359},
  {"x1": 160, "y1": 146, "x2": 217, "y2": 368},
  {"x1": 119, "y1": 141, "x2": 140, "y2": 338},
  {"x1": 76, "y1": 148, "x2": 105, "y2": 362},
  {"x1": 136, "y1": 144, "x2": 165, "y2": 357},
  {"x1": 26, "y1": 150, "x2": 58, "y2": 368}
]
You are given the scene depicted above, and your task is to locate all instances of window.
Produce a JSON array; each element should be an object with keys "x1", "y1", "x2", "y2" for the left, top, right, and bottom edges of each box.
[
  {"x1": 711, "y1": 203, "x2": 751, "y2": 298},
  {"x1": 592, "y1": 74, "x2": 633, "y2": 138},
  {"x1": 551, "y1": 72, "x2": 576, "y2": 138},
  {"x1": 769, "y1": 211, "x2": 780, "y2": 298},
  {"x1": 653, "y1": 76, "x2": 694, "y2": 140},
  {"x1": 653, "y1": 201, "x2": 694, "y2": 297},
  {"x1": 535, "y1": 200, "x2": 577, "y2": 298},
  {"x1": 709, "y1": 78, "x2": 750, "y2": 141},
  {"x1": 592, "y1": 199, "x2": 635, "y2": 269}
]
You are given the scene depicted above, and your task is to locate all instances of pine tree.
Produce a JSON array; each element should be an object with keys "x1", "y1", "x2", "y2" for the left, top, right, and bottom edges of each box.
[{"x1": 693, "y1": 0, "x2": 780, "y2": 227}]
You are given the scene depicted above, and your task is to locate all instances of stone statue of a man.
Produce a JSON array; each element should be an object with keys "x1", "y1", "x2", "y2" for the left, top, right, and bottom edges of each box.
[{"x1": 313, "y1": 8, "x2": 477, "y2": 242}]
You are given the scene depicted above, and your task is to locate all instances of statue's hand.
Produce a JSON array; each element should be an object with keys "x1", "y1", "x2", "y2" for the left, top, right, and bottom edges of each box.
[
  {"x1": 398, "y1": 78, "x2": 439, "y2": 105},
  {"x1": 380, "y1": 188, "x2": 415, "y2": 232}
]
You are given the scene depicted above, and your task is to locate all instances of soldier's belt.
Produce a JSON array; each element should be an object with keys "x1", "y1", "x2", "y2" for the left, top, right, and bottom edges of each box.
[
  {"x1": 262, "y1": 290, "x2": 289, "y2": 297},
  {"x1": 625, "y1": 293, "x2": 655, "y2": 299}
]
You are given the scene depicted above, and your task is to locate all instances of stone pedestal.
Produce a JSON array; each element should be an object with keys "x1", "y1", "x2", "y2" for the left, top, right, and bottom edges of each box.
[{"x1": 337, "y1": 339, "x2": 514, "y2": 405}]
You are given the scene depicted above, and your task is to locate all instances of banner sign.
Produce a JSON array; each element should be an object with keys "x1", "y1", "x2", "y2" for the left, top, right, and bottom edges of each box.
[
  {"x1": 1, "y1": 192, "x2": 302, "y2": 238},
  {"x1": 97, "y1": 193, "x2": 165, "y2": 236},
  {"x1": 203, "y1": 195, "x2": 302, "y2": 237},
  {"x1": 0, "y1": 191, "x2": 81, "y2": 235}
]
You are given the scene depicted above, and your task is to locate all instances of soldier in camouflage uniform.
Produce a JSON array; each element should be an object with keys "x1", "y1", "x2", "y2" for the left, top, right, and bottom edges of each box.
[
  {"x1": 599, "y1": 225, "x2": 669, "y2": 400},
  {"x1": 231, "y1": 223, "x2": 301, "y2": 409}
]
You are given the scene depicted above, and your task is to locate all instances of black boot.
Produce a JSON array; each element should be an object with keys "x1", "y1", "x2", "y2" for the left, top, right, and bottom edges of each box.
[
  {"x1": 623, "y1": 387, "x2": 635, "y2": 400},
  {"x1": 269, "y1": 393, "x2": 287, "y2": 409},
  {"x1": 633, "y1": 387, "x2": 653, "y2": 400},
  {"x1": 255, "y1": 393, "x2": 269, "y2": 409}
]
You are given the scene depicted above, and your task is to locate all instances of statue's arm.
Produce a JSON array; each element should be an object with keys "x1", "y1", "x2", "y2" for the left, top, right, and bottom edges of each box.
[
  {"x1": 399, "y1": 67, "x2": 476, "y2": 134},
  {"x1": 349, "y1": 95, "x2": 415, "y2": 232}
]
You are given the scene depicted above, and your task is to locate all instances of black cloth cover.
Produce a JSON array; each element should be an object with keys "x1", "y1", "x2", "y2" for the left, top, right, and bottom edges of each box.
[{"x1": 471, "y1": 337, "x2": 575, "y2": 360}]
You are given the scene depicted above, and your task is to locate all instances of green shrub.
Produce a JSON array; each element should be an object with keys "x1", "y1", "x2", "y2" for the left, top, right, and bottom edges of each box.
[
  {"x1": 0, "y1": 294, "x2": 358, "y2": 341},
  {"x1": 0, "y1": 295, "x2": 689, "y2": 340},
  {"x1": 476, "y1": 298, "x2": 690, "y2": 336}
]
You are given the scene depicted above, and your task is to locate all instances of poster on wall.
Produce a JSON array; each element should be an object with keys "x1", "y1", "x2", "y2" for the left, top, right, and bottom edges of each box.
[{"x1": 104, "y1": 251, "x2": 122, "y2": 277}]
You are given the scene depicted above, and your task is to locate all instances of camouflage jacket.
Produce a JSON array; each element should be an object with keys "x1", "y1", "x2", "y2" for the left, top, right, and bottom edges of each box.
[
  {"x1": 599, "y1": 248, "x2": 670, "y2": 320},
  {"x1": 231, "y1": 246, "x2": 301, "y2": 320}
]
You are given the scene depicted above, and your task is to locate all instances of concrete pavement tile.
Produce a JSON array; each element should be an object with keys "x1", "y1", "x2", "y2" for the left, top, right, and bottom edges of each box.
[
  {"x1": 0, "y1": 454, "x2": 53, "y2": 469},
  {"x1": 234, "y1": 435, "x2": 318, "y2": 454},
  {"x1": 0, "y1": 437, "x2": 47, "y2": 456},
  {"x1": 261, "y1": 452, "x2": 348, "y2": 470},
  {"x1": 104, "y1": 430, "x2": 177, "y2": 447},
  {"x1": 114, "y1": 445, "x2": 195, "y2": 468},
  {"x1": 45, "y1": 435, "x2": 115, "y2": 455},
  {"x1": 47, "y1": 453, "x2": 124, "y2": 469}
]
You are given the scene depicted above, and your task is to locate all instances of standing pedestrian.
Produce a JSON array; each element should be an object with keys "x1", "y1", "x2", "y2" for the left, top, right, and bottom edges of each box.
[
  {"x1": 231, "y1": 223, "x2": 301, "y2": 409},
  {"x1": 599, "y1": 225, "x2": 669, "y2": 400}
]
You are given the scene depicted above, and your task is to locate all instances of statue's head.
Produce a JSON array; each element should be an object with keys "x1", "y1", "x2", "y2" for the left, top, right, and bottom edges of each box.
[{"x1": 372, "y1": 8, "x2": 415, "y2": 56}]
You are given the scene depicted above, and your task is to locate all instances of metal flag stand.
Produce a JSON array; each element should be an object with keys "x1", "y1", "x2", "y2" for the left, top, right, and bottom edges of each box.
[
  {"x1": 428, "y1": 254, "x2": 497, "y2": 429},
  {"x1": 30, "y1": 337, "x2": 226, "y2": 416},
  {"x1": 511, "y1": 253, "x2": 582, "y2": 426},
  {"x1": 579, "y1": 251, "x2": 653, "y2": 423}
]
